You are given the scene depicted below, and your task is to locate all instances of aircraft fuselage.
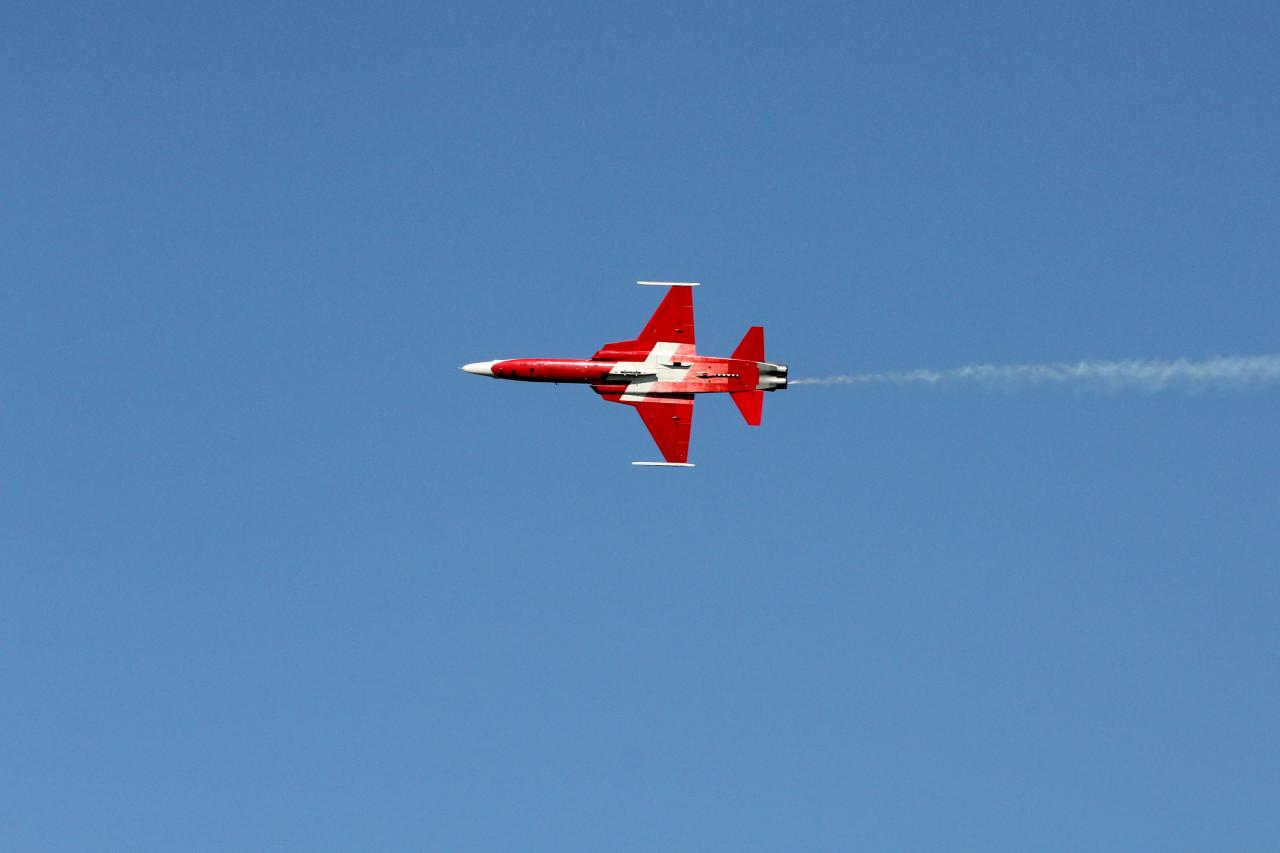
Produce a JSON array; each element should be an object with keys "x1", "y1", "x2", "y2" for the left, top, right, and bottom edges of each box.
[{"x1": 461, "y1": 355, "x2": 788, "y2": 396}]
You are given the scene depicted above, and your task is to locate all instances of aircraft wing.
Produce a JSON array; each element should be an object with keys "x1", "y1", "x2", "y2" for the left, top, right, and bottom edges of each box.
[
  {"x1": 636, "y1": 283, "x2": 695, "y2": 345},
  {"x1": 631, "y1": 394, "x2": 695, "y2": 464},
  {"x1": 593, "y1": 282, "x2": 697, "y2": 360}
]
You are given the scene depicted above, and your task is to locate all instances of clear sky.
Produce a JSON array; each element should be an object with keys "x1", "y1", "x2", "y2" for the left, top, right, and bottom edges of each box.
[{"x1": 4, "y1": 2, "x2": 1279, "y2": 849}]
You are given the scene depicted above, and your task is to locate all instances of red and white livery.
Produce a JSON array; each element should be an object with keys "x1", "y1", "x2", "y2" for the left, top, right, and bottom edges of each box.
[{"x1": 462, "y1": 282, "x2": 788, "y2": 466}]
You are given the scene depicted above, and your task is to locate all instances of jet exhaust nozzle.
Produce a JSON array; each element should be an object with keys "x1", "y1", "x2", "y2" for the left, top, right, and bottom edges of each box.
[{"x1": 757, "y1": 362, "x2": 789, "y2": 390}]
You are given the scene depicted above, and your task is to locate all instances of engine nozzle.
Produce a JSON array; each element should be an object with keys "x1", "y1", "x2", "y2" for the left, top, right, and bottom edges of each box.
[{"x1": 757, "y1": 362, "x2": 789, "y2": 390}]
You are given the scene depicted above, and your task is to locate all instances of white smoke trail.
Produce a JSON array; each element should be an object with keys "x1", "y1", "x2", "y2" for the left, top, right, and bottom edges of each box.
[{"x1": 792, "y1": 354, "x2": 1280, "y2": 392}]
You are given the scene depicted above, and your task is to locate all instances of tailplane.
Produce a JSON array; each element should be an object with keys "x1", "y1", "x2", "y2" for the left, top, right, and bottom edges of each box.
[
  {"x1": 731, "y1": 390, "x2": 764, "y2": 426},
  {"x1": 731, "y1": 326, "x2": 779, "y2": 425},
  {"x1": 731, "y1": 326, "x2": 765, "y2": 362}
]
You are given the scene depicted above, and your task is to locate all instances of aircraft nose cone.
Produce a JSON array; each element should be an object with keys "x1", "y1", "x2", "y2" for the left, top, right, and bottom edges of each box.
[{"x1": 462, "y1": 360, "x2": 499, "y2": 376}]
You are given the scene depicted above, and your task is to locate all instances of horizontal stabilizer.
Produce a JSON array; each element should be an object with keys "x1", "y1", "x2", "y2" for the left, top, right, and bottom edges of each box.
[
  {"x1": 730, "y1": 389, "x2": 763, "y2": 426},
  {"x1": 632, "y1": 461, "x2": 697, "y2": 467},
  {"x1": 732, "y1": 326, "x2": 765, "y2": 362}
]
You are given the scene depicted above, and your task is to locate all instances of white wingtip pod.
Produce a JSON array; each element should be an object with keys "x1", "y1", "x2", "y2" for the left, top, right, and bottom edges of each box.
[
  {"x1": 636, "y1": 281, "x2": 700, "y2": 287},
  {"x1": 631, "y1": 461, "x2": 697, "y2": 467}
]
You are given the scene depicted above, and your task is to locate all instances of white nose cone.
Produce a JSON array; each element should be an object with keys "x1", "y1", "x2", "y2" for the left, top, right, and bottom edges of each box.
[{"x1": 462, "y1": 360, "x2": 499, "y2": 377}]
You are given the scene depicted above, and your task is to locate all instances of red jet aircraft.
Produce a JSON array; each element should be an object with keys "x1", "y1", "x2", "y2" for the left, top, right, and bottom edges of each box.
[{"x1": 462, "y1": 281, "x2": 787, "y2": 466}]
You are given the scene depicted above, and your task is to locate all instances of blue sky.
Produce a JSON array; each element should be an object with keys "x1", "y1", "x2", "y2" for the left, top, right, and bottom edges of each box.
[{"x1": 3, "y1": 1, "x2": 1278, "y2": 849}]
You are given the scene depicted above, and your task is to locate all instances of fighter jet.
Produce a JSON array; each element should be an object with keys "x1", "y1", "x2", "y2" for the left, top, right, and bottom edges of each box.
[{"x1": 461, "y1": 281, "x2": 787, "y2": 466}]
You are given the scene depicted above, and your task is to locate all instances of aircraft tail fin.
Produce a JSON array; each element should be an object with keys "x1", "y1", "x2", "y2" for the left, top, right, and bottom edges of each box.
[
  {"x1": 731, "y1": 326, "x2": 767, "y2": 424},
  {"x1": 731, "y1": 326, "x2": 765, "y2": 362},
  {"x1": 730, "y1": 390, "x2": 763, "y2": 426}
]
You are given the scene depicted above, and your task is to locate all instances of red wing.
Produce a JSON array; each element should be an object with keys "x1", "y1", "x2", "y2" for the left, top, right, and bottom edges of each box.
[
  {"x1": 632, "y1": 395, "x2": 695, "y2": 463},
  {"x1": 637, "y1": 285, "x2": 695, "y2": 345},
  {"x1": 594, "y1": 284, "x2": 697, "y2": 359}
]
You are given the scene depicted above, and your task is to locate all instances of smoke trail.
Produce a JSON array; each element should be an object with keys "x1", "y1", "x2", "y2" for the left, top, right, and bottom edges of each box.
[{"x1": 792, "y1": 354, "x2": 1280, "y2": 392}]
